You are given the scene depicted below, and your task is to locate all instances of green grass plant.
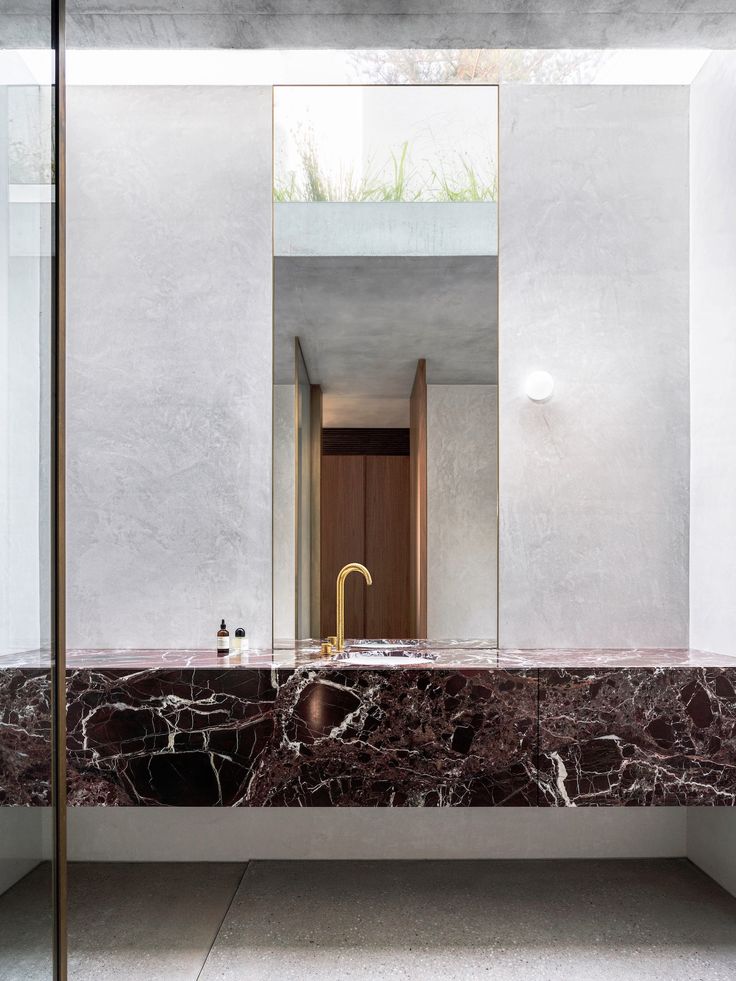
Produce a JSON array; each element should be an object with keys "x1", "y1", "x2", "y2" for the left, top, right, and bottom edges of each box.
[{"x1": 274, "y1": 137, "x2": 497, "y2": 203}]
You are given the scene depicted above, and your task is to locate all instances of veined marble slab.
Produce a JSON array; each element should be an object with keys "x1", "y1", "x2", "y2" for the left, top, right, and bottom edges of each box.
[
  {"x1": 4, "y1": 644, "x2": 735, "y2": 670},
  {"x1": 2, "y1": 644, "x2": 736, "y2": 808}
]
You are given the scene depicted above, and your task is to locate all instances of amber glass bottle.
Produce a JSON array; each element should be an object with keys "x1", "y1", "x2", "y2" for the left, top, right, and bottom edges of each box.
[{"x1": 217, "y1": 619, "x2": 230, "y2": 656}]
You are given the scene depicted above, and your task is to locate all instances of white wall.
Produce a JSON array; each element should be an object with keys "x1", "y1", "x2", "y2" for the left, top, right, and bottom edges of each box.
[
  {"x1": 427, "y1": 384, "x2": 497, "y2": 640},
  {"x1": 66, "y1": 86, "x2": 273, "y2": 650},
  {"x1": 688, "y1": 811, "x2": 736, "y2": 899},
  {"x1": 689, "y1": 53, "x2": 736, "y2": 657},
  {"x1": 0, "y1": 809, "x2": 44, "y2": 896},
  {"x1": 67, "y1": 807, "x2": 685, "y2": 862},
  {"x1": 499, "y1": 85, "x2": 690, "y2": 649},
  {"x1": 295, "y1": 358, "x2": 312, "y2": 638},
  {"x1": 1, "y1": 86, "x2": 50, "y2": 656}
]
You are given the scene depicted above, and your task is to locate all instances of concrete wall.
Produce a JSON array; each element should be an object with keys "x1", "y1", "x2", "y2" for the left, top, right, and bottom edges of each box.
[
  {"x1": 66, "y1": 807, "x2": 686, "y2": 863},
  {"x1": 67, "y1": 86, "x2": 273, "y2": 650},
  {"x1": 1, "y1": 86, "x2": 52, "y2": 657},
  {"x1": 498, "y1": 85, "x2": 690, "y2": 649},
  {"x1": 295, "y1": 350, "x2": 312, "y2": 638},
  {"x1": 427, "y1": 385, "x2": 497, "y2": 641},
  {"x1": 0, "y1": 810, "x2": 44, "y2": 897},
  {"x1": 0, "y1": 84, "x2": 49, "y2": 894},
  {"x1": 52, "y1": 4, "x2": 736, "y2": 51},
  {"x1": 273, "y1": 384, "x2": 295, "y2": 641},
  {"x1": 687, "y1": 811, "x2": 736, "y2": 899},
  {"x1": 689, "y1": 54, "x2": 736, "y2": 658},
  {"x1": 275, "y1": 203, "x2": 497, "y2": 258}
]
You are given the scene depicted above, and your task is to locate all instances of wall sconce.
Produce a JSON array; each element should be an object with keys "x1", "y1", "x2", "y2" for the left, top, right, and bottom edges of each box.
[{"x1": 525, "y1": 370, "x2": 554, "y2": 403}]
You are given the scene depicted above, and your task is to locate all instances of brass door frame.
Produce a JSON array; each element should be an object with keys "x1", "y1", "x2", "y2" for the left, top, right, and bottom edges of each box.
[{"x1": 51, "y1": 0, "x2": 67, "y2": 976}]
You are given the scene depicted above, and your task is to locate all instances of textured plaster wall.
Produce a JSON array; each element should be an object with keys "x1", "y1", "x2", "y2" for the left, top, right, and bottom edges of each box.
[
  {"x1": 427, "y1": 385, "x2": 497, "y2": 641},
  {"x1": 498, "y1": 85, "x2": 690, "y2": 648},
  {"x1": 689, "y1": 54, "x2": 736, "y2": 658},
  {"x1": 1, "y1": 85, "x2": 52, "y2": 656},
  {"x1": 67, "y1": 86, "x2": 273, "y2": 649},
  {"x1": 273, "y1": 384, "x2": 295, "y2": 642},
  {"x1": 0, "y1": 87, "x2": 45, "y2": 894}
]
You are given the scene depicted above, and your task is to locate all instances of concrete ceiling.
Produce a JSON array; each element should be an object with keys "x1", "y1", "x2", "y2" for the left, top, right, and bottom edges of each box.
[
  {"x1": 275, "y1": 255, "x2": 497, "y2": 426},
  {"x1": 3, "y1": 1, "x2": 736, "y2": 49}
]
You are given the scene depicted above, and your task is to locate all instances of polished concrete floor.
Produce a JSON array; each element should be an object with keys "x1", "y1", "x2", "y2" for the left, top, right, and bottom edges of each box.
[{"x1": 1, "y1": 859, "x2": 736, "y2": 980}]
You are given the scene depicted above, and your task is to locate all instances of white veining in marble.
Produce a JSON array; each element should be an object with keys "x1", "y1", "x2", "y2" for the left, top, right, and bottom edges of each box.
[
  {"x1": 66, "y1": 86, "x2": 273, "y2": 649},
  {"x1": 689, "y1": 53, "x2": 736, "y2": 659},
  {"x1": 498, "y1": 85, "x2": 690, "y2": 648}
]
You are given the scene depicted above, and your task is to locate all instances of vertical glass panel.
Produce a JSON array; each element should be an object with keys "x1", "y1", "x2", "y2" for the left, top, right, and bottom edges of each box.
[{"x1": 0, "y1": 35, "x2": 57, "y2": 981}]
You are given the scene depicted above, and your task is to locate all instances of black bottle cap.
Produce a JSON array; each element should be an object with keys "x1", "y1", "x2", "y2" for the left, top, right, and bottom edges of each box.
[
  {"x1": 235, "y1": 627, "x2": 245, "y2": 637},
  {"x1": 220, "y1": 619, "x2": 227, "y2": 630}
]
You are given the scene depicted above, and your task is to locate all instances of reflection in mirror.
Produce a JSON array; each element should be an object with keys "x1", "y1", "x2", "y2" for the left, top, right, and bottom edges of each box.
[
  {"x1": 0, "y1": 50, "x2": 55, "y2": 975},
  {"x1": 273, "y1": 85, "x2": 498, "y2": 646}
]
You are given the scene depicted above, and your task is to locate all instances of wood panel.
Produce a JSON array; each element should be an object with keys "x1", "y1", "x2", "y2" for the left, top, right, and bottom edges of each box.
[
  {"x1": 365, "y1": 456, "x2": 410, "y2": 639},
  {"x1": 410, "y1": 359, "x2": 428, "y2": 637},
  {"x1": 320, "y1": 454, "x2": 366, "y2": 640}
]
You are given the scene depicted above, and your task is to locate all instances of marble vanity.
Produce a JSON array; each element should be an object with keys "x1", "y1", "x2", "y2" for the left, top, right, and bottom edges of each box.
[{"x1": 3, "y1": 644, "x2": 736, "y2": 808}]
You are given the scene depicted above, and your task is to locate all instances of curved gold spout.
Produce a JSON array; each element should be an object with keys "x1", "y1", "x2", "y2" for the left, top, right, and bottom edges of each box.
[{"x1": 336, "y1": 562, "x2": 372, "y2": 652}]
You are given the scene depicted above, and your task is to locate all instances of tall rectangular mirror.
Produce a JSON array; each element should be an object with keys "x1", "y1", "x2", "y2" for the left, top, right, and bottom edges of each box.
[{"x1": 273, "y1": 85, "x2": 498, "y2": 646}]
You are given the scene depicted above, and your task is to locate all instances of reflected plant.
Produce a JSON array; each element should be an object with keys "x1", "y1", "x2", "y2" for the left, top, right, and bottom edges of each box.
[
  {"x1": 273, "y1": 137, "x2": 496, "y2": 203},
  {"x1": 275, "y1": 134, "x2": 383, "y2": 202},
  {"x1": 274, "y1": 173, "x2": 299, "y2": 203},
  {"x1": 430, "y1": 157, "x2": 497, "y2": 202}
]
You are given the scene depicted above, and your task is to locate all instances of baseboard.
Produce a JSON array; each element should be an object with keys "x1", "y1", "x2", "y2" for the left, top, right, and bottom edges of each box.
[{"x1": 66, "y1": 807, "x2": 686, "y2": 862}]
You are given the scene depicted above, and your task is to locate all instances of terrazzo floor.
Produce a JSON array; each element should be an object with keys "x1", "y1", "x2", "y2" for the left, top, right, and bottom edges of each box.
[{"x1": 2, "y1": 859, "x2": 736, "y2": 980}]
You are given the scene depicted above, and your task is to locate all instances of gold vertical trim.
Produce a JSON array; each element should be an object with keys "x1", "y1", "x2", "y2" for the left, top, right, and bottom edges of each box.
[
  {"x1": 51, "y1": 0, "x2": 68, "y2": 976},
  {"x1": 293, "y1": 337, "x2": 301, "y2": 638},
  {"x1": 495, "y1": 84, "x2": 501, "y2": 652},
  {"x1": 270, "y1": 85, "x2": 276, "y2": 648}
]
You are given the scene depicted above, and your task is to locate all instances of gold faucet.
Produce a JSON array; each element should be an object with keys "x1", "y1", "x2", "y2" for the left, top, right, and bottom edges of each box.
[{"x1": 321, "y1": 562, "x2": 373, "y2": 655}]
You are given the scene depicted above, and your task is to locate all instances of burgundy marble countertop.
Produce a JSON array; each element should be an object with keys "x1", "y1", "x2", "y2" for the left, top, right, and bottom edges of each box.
[
  {"x1": 2, "y1": 642, "x2": 735, "y2": 670},
  {"x1": 4, "y1": 640, "x2": 736, "y2": 808}
]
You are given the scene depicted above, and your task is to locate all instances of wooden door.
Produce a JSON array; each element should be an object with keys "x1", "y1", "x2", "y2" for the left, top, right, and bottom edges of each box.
[
  {"x1": 320, "y1": 455, "x2": 366, "y2": 639},
  {"x1": 365, "y1": 456, "x2": 410, "y2": 638}
]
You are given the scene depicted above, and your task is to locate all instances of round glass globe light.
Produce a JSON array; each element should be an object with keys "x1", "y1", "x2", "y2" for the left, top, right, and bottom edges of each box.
[{"x1": 525, "y1": 370, "x2": 555, "y2": 402}]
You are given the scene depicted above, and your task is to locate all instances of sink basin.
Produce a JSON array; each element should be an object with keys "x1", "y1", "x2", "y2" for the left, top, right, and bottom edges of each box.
[{"x1": 335, "y1": 648, "x2": 436, "y2": 665}]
